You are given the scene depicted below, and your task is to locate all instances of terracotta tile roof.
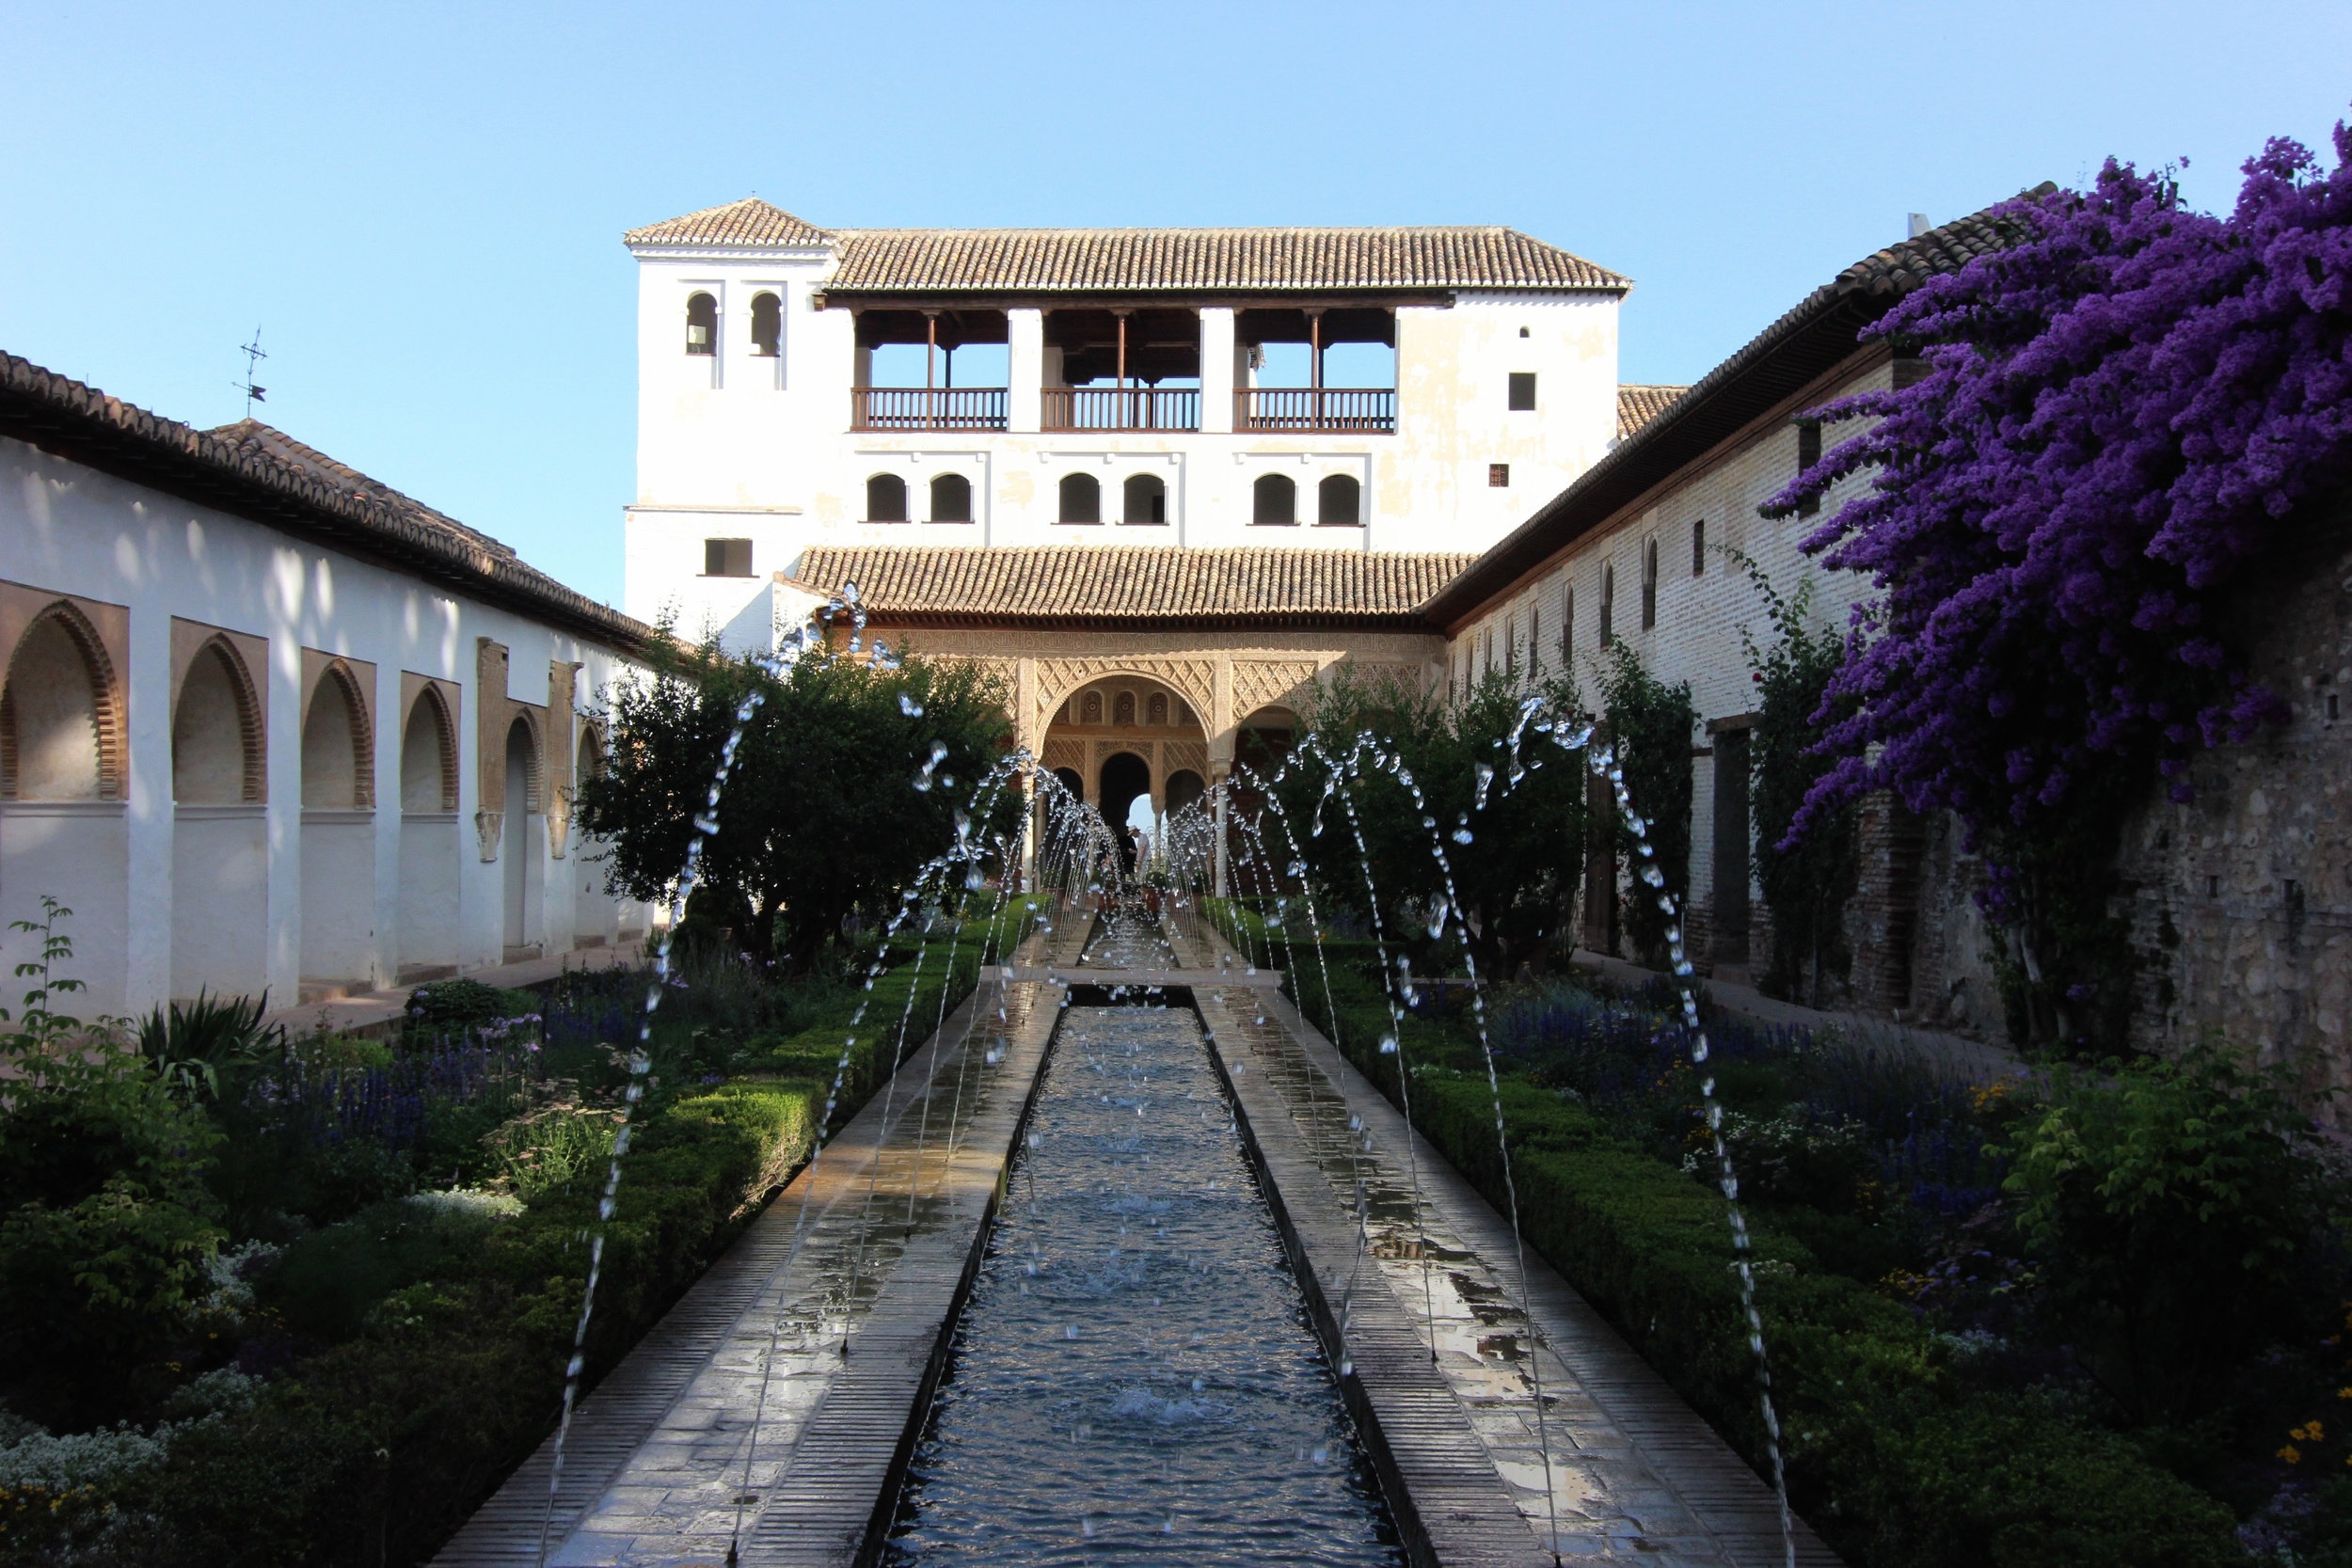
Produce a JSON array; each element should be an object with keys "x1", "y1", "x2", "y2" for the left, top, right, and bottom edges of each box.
[
  {"x1": 0, "y1": 352, "x2": 654, "y2": 655},
  {"x1": 623, "y1": 197, "x2": 828, "y2": 247},
  {"x1": 792, "y1": 546, "x2": 1475, "y2": 627},
  {"x1": 1424, "y1": 191, "x2": 2055, "y2": 629},
  {"x1": 625, "y1": 200, "x2": 1629, "y2": 293},
  {"x1": 1616, "y1": 384, "x2": 1688, "y2": 438},
  {"x1": 210, "y1": 419, "x2": 516, "y2": 561}
]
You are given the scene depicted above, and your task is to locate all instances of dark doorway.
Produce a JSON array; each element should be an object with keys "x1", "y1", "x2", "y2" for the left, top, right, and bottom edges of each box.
[
  {"x1": 1164, "y1": 768, "x2": 1205, "y2": 816},
  {"x1": 1710, "y1": 727, "x2": 1751, "y2": 967},
  {"x1": 1099, "y1": 752, "x2": 1150, "y2": 873},
  {"x1": 1051, "y1": 766, "x2": 1085, "y2": 802}
]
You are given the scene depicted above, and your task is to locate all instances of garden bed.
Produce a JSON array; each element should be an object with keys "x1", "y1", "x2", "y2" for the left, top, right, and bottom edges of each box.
[
  {"x1": 1202, "y1": 900, "x2": 2344, "y2": 1568},
  {"x1": 0, "y1": 903, "x2": 1028, "y2": 1567}
]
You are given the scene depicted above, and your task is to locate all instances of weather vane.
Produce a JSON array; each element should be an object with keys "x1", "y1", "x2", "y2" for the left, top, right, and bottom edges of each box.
[{"x1": 233, "y1": 326, "x2": 267, "y2": 416}]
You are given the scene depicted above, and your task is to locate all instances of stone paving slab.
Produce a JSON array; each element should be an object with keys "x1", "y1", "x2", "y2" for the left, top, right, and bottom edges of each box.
[
  {"x1": 434, "y1": 936, "x2": 1062, "y2": 1568},
  {"x1": 1169, "y1": 915, "x2": 1841, "y2": 1567}
]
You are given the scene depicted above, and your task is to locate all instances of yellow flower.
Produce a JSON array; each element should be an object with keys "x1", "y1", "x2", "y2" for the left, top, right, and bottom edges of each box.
[
  {"x1": 2337, "y1": 1386, "x2": 2352, "y2": 1401},
  {"x1": 2280, "y1": 1445, "x2": 2305, "y2": 1464},
  {"x1": 2295, "y1": 1421, "x2": 2327, "y2": 1444}
]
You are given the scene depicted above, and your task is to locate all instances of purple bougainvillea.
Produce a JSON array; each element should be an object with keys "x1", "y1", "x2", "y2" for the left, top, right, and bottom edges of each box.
[{"x1": 1771, "y1": 122, "x2": 2352, "y2": 952}]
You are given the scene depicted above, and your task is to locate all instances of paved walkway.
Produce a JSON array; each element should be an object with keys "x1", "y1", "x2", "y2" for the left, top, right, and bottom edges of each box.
[
  {"x1": 1166, "y1": 913, "x2": 1840, "y2": 1566},
  {"x1": 433, "y1": 916, "x2": 1085, "y2": 1568},
  {"x1": 1569, "y1": 947, "x2": 2025, "y2": 1085},
  {"x1": 265, "y1": 941, "x2": 652, "y2": 1038}
]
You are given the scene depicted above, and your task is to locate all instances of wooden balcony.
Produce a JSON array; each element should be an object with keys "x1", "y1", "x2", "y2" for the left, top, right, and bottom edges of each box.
[
  {"x1": 851, "y1": 388, "x2": 1008, "y2": 432},
  {"x1": 1041, "y1": 387, "x2": 1200, "y2": 432},
  {"x1": 1237, "y1": 388, "x2": 1396, "y2": 434}
]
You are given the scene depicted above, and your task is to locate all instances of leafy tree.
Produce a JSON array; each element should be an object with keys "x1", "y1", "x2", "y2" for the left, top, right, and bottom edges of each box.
[
  {"x1": 1771, "y1": 125, "x2": 2352, "y2": 1044},
  {"x1": 576, "y1": 642, "x2": 1015, "y2": 971},
  {"x1": 2000, "y1": 1048, "x2": 2341, "y2": 1423},
  {"x1": 1265, "y1": 666, "x2": 1586, "y2": 979},
  {"x1": 1732, "y1": 556, "x2": 1859, "y2": 1004},
  {"x1": 1597, "y1": 641, "x2": 1696, "y2": 969}
]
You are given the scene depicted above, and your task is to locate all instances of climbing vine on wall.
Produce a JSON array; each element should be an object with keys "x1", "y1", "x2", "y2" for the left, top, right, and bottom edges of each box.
[
  {"x1": 1729, "y1": 554, "x2": 1858, "y2": 1006},
  {"x1": 1768, "y1": 121, "x2": 2352, "y2": 1046},
  {"x1": 1598, "y1": 641, "x2": 1697, "y2": 969}
]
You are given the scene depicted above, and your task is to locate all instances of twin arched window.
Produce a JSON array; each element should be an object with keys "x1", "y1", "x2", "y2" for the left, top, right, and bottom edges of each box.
[
  {"x1": 1252, "y1": 473, "x2": 1296, "y2": 526},
  {"x1": 685, "y1": 293, "x2": 717, "y2": 356},
  {"x1": 1122, "y1": 474, "x2": 1166, "y2": 525},
  {"x1": 1318, "y1": 474, "x2": 1361, "y2": 526},
  {"x1": 1059, "y1": 472, "x2": 1102, "y2": 524},
  {"x1": 931, "y1": 473, "x2": 973, "y2": 523},
  {"x1": 868, "y1": 473, "x2": 908, "y2": 523}
]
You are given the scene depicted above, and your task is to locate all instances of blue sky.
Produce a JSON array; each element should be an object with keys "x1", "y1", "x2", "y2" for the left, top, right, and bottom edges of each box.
[{"x1": 3, "y1": 1, "x2": 2345, "y2": 608}]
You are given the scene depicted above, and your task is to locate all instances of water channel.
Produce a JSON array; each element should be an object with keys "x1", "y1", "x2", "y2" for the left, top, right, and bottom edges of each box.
[{"x1": 884, "y1": 909, "x2": 1402, "y2": 1563}]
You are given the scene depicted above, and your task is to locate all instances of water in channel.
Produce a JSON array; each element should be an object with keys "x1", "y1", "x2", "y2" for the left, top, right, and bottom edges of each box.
[{"x1": 886, "y1": 912, "x2": 1401, "y2": 1563}]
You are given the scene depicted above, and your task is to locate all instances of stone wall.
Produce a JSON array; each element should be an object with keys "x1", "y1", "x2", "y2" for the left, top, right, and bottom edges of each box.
[{"x1": 2112, "y1": 489, "x2": 2352, "y2": 1099}]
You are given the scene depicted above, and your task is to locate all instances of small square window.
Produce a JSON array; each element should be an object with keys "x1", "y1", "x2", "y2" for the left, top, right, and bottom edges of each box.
[
  {"x1": 1488, "y1": 463, "x2": 1510, "y2": 488},
  {"x1": 703, "y1": 538, "x2": 753, "y2": 578},
  {"x1": 1518, "y1": 326, "x2": 1530, "y2": 339},
  {"x1": 1507, "y1": 372, "x2": 1537, "y2": 412}
]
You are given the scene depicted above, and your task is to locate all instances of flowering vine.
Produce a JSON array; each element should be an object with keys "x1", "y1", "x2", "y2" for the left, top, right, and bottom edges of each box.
[{"x1": 1768, "y1": 119, "x2": 2352, "y2": 1041}]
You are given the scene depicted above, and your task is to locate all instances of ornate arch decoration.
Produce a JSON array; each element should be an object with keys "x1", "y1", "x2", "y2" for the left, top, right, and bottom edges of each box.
[
  {"x1": 305, "y1": 657, "x2": 376, "y2": 810},
  {"x1": 408, "y1": 682, "x2": 461, "y2": 813},
  {"x1": 1, "y1": 598, "x2": 126, "y2": 801},
  {"x1": 183, "y1": 633, "x2": 266, "y2": 803},
  {"x1": 1034, "y1": 659, "x2": 1217, "y2": 739}
]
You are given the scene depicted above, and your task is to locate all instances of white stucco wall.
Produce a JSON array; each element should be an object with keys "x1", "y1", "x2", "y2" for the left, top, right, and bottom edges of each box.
[
  {"x1": 0, "y1": 435, "x2": 649, "y2": 1017},
  {"x1": 621, "y1": 245, "x2": 1621, "y2": 632}
]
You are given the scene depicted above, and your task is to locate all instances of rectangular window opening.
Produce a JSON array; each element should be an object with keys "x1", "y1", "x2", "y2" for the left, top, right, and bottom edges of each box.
[
  {"x1": 1692, "y1": 518, "x2": 1707, "y2": 576},
  {"x1": 1507, "y1": 372, "x2": 1537, "y2": 412},
  {"x1": 703, "y1": 537, "x2": 754, "y2": 578},
  {"x1": 1488, "y1": 462, "x2": 1510, "y2": 488},
  {"x1": 1797, "y1": 421, "x2": 1822, "y2": 519}
]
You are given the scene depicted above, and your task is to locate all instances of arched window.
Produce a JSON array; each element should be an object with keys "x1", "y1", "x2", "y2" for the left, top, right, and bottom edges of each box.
[
  {"x1": 1058, "y1": 472, "x2": 1101, "y2": 524},
  {"x1": 1080, "y1": 690, "x2": 1104, "y2": 724},
  {"x1": 1599, "y1": 563, "x2": 1615, "y2": 645},
  {"x1": 175, "y1": 640, "x2": 262, "y2": 804},
  {"x1": 1641, "y1": 538, "x2": 1660, "y2": 629},
  {"x1": 402, "y1": 687, "x2": 457, "y2": 813},
  {"x1": 1146, "y1": 692, "x2": 1168, "y2": 726},
  {"x1": 750, "y1": 292, "x2": 781, "y2": 357},
  {"x1": 3, "y1": 609, "x2": 114, "y2": 800},
  {"x1": 930, "y1": 472, "x2": 973, "y2": 523},
  {"x1": 1122, "y1": 473, "x2": 1167, "y2": 525},
  {"x1": 1165, "y1": 769, "x2": 1206, "y2": 815},
  {"x1": 302, "y1": 664, "x2": 371, "y2": 810},
  {"x1": 1113, "y1": 691, "x2": 1136, "y2": 726},
  {"x1": 1317, "y1": 474, "x2": 1360, "y2": 526},
  {"x1": 685, "y1": 292, "x2": 717, "y2": 356},
  {"x1": 1252, "y1": 473, "x2": 1296, "y2": 526},
  {"x1": 867, "y1": 473, "x2": 908, "y2": 523}
]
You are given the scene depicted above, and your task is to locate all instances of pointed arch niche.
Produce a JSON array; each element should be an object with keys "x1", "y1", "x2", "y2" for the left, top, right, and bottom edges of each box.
[
  {"x1": 299, "y1": 648, "x2": 379, "y2": 993},
  {"x1": 570, "y1": 721, "x2": 621, "y2": 948},
  {"x1": 397, "y1": 673, "x2": 463, "y2": 981},
  {"x1": 167, "y1": 618, "x2": 269, "y2": 1001},
  {"x1": 0, "y1": 584, "x2": 131, "y2": 1015}
]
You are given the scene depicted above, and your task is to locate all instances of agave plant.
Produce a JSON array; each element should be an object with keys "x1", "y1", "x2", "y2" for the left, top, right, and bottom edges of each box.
[{"x1": 138, "y1": 990, "x2": 282, "y2": 1102}]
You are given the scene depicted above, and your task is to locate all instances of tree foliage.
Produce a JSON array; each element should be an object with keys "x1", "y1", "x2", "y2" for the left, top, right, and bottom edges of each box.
[
  {"x1": 1267, "y1": 667, "x2": 1587, "y2": 979},
  {"x1": 1772, "y1": 123, "x2": 2352, "y2": 1039},
  {"x1": 1597, "y1": 641, "x2": 1696, "y2": 969},
  {"x1": 576, "y1": 643, "x2": 1016, "y2": 970}
]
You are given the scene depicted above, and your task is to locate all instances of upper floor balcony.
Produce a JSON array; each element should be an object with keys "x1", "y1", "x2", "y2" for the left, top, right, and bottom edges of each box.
[{"x1": 848, "y1": 301, "x2": 1399, "y2": 436}]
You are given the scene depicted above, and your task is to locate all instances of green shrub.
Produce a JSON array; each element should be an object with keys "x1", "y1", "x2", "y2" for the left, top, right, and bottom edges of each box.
[
  {"x1": 0, "y1": 1071, "x2": 225, "y2": 1423},
  {"x1": 403, "y1": 979, "x2": 538, "y2": 1045},
  {"x1": 2002, "y1": 1047, "x2": 2343, "y2": 1422},
  {"x1": 261, "y1": 1190, "x2": 522, "y2": 1341}
]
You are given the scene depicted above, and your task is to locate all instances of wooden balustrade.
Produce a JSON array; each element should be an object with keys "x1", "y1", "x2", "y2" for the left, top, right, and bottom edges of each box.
[
  {"x1": 850, "y1": 388, "x2": 1009, "y2": 431},
  {"x1": 1236, "y1": 388, "x2": 1396, "y2": 433},
  {"x1": 1041, "y1": 387, "x2": 1201, "y2": 432}
]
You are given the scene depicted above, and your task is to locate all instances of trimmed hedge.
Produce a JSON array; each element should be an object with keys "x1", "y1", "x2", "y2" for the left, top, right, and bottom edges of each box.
[
  {"x1": 106, "y1": 948, "x2": 995, "y2": 1567},
  {"x1": 1291, "y1": 961, "x2": 2242, "y2": 1568}
]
